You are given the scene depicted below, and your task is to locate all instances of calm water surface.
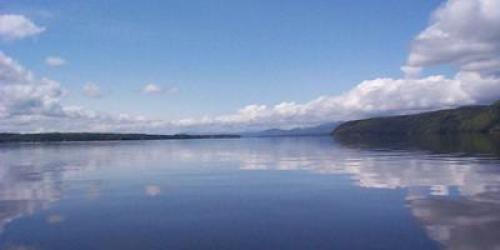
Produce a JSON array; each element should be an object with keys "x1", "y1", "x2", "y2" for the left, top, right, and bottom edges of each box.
[{"x1": 0, "y1": 136, "x2": 499, "y2": 250}]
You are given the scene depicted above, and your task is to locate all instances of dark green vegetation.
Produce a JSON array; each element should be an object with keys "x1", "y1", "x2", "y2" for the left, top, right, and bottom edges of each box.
[
  {"x1": 333, "y1": 100, "x2": 500, "y2": 136},
  {"x1": 0, "y1": 133, "x2": 240, "y2": 143}
]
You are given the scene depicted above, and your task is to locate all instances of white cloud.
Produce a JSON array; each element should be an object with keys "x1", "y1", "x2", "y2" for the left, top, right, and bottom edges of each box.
[
  {"x1": 142, "y1": 83, "x2": 161, "y2": 94},
  {"x1": 1, "y1": 0, "x2": 499, "y2": 133},
  {"x1": 170, "y1": 0, "x2": 500, "y2": 131},
  {"x1": 403, "y1": 0, "x2": 500, "y2": 77},
  {"x1": 0, "y1": 50, "x2": 159, "y2": 133},
  {"x1": 170, "y1": 72, "x2": 500, "y2": 131},
  {"x1": 82, "y1": 82, "x2": 103, "y2": 98},
  {"x1": 0, "y1": 14, "x2": 45, "y2": 41},
  {"x1": 142, "y1": 83, "x2": 178, "y2": 95},
  {"x1": 0, "y1": 51, "x2": 65, "y2": 119},
  {"x1": 45, "y1": 56, "x2": 66, "y2": 67}
]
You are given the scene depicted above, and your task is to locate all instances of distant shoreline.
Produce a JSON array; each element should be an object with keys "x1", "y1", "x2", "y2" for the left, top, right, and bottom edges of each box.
[{"x1": 0, "y1": 133, "x2": 240, "y2": 143}]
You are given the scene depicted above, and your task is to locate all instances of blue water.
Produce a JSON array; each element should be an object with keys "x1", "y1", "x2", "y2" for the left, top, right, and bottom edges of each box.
[{"x1": 0, "y1": 137, "x2": 499, "y2": 250}]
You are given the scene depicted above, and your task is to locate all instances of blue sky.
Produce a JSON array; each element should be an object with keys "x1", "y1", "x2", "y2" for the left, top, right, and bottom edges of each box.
[
  {"x1": 2, "y1": 0, "x2": 442, "y2": 119},
  {"x1": 0, "y1": 0, "x2": 499, "y2": 133}
]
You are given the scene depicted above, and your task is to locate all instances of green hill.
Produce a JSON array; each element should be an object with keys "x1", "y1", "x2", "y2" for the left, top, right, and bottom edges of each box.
[{"x1": 333, "y1": 100, "x2": 500, "y2": 136}]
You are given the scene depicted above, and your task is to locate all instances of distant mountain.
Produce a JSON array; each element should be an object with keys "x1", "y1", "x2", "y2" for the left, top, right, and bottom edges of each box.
[
  {"x1": 244, "y1": 122, "x2": 340, "y2": 137},
  {"x1": 333, "y1": 100, "x2": 500, "y2": 136},
  {"x1": 0, "y1": 133, "x2": 240, "y2": 143}
]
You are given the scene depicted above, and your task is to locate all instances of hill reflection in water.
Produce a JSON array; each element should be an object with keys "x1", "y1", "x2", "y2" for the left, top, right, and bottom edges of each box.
[
  {"x1": 335, "y1": 134, "x2": 500, "y2": 250},
  {"x1": 0, "y1": 136, "x2": 499, "y2": 249}
]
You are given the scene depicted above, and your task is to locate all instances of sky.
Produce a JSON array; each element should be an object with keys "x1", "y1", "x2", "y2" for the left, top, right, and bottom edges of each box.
[{"x1": 0, "y1": 0, "x2": 499, "y2": 133}]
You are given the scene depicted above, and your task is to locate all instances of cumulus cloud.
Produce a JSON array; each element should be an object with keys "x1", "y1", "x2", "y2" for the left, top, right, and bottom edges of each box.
[
  {"x1": 142, "y1": 83, "x2": 178, "y2": 95},
  {"x1": 172, "y1": 72, "x2": 500, "y2": 131},
  {"x1": 82, "y1": 82, "x2": 104, "y2": 98},
  {"x1": 0, "y1": 51, "x2": 66, "y2": 119},
  {"x1": 45, "y1": 56, "x2": 66, "y2": 67},
  {"x1": 0, "y1": 14, "x2": 45, "y2": 41},
  {"x1": 173, "y1": 0, "x2": 500, "y2": 131},
  {"x1": 403, "y1": 0, "x2": 500, "y2": 77},
  {"x1": 0, "y1": 50, "x2": 160, "y2": 133},
  {"x1": 1, "y1": 0, "x2": 500, "y2": 133}
]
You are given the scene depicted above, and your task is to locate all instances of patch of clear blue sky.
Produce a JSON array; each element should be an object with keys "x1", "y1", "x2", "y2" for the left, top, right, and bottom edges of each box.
[{"x1": 1, "y1": 0, "x2": 444, "y2": 120}]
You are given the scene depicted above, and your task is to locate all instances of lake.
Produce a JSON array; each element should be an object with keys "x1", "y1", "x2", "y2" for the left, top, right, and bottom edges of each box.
[{"x1": 0, "y1": 136, "x2": 499, "y2": 250}]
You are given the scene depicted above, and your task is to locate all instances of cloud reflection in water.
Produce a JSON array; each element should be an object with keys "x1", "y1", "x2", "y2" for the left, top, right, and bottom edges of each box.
[{"x1": 0, "y1": 137, "x2": 498, "y2": 249}]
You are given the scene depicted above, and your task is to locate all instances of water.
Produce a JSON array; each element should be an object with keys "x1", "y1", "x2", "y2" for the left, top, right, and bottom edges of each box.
[{"x1": 0, "y1": 136, "x2": 499, "y2": 250}]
